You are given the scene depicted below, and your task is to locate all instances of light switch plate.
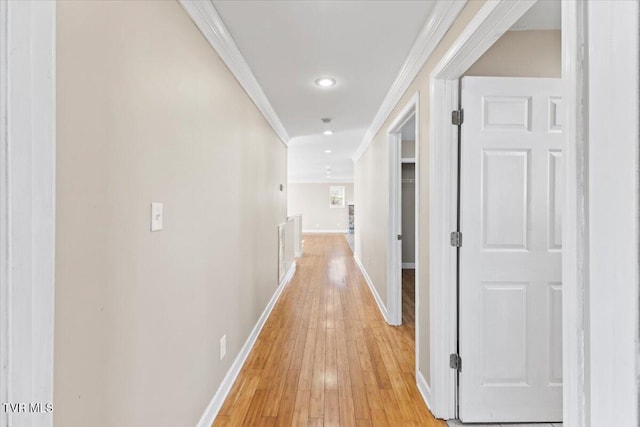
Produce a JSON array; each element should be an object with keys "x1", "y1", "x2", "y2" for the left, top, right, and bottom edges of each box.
[
  {"x1": 220, "y1": 334, "x2": 227, "y2": 360},
  {"x1": 151, "y1": 203, "x2": 163, "y2": 231}
]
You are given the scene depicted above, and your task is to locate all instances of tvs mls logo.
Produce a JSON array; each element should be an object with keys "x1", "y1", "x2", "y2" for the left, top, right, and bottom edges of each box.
[{"x1": 1, "y1": 402, "x2": 53, "y2": 413}]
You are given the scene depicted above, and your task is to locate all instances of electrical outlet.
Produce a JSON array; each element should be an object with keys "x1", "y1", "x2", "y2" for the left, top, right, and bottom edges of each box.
[{"x1": 220, "y1": 334, "x2": 226, "y2": 360}]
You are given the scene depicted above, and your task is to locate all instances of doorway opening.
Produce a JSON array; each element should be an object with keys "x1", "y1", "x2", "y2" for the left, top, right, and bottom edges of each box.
[
  {"x1": 385, "y1": 93, "x2": 420, "y2": 379},
  {"x1": 400, "y1": 116, "x2": 417, "y2": 332}
]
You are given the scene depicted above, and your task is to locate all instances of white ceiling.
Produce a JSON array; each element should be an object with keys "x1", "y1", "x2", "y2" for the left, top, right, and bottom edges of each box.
[
  {"x1": 212, "y1": 0, "x2": 437, "y2": 182},
  {"x1": 287, "y1": 129, "x2": 364, "y2": 182},
  {"x1": 511, "y1": 0, "x2": 561, "y2": 31}
]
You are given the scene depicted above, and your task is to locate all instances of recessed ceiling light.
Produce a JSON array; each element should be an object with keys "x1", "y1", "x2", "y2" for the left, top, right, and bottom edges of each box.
[
  {"x1": 324, "y1": 150, "x2": 332, "y2": 154},
  {"x1": 323, "y1": 130, "x2": 334, "y2": 135},
  {"x1": 315, "y1": 77, "x2": 336, "y2": 88}
]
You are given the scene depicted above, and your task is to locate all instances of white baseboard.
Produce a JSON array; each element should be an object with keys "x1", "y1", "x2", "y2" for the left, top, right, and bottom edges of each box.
[
  {"x1": 416, "y1": 369, "x2": 433, "y2": 412},
  {"x1": 353, "y1": 254, "x2": 388, "y2": 322},
  {"x1": 302, "y1": 229, "x2": 349, "y2": 234},
  {"x1": 402, "y1": 263, "x2": 416, "y2": 269},
  {"x1": 196, "y1": 261, "x2": 297, "y2": 427}
]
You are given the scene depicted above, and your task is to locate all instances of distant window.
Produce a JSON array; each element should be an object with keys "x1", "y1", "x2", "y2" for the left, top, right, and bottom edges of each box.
[{"x1": 329, "y1": 186, "x2": 345, "y2": 208}]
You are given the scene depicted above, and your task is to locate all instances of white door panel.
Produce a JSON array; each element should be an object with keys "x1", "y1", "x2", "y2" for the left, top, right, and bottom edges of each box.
[{"x1": 459, "y1": 77, "x2": 562, "y2": 422}]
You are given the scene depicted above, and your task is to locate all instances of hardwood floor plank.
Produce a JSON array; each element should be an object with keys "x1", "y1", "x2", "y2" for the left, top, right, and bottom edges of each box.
[
  {"x1": 241, "y1": 389, "x2": 269, "y2": 426},
  {"x1": 273, "y1": 369, "x2": 300, "y2": 427},
  {"x1": 226, "y1": 371, "x2": 261, "y2": 427},
  {"x1": 262, "y1": 360, "x2": 292, "y2": 416},
  {"x1": 297, "y1": 326, "x2": 317, "y2": 391},
  {"x1": 354, "y1": 328, "x2": 378, "y2": 386},
  {"x1": 363, "y1": 328, "x2": 392, "y2": 389},
  {"x1": 365, "y1": 384, "x2": 390, "y2": 427},
  {"x1": 309, "y1": 324, "x2": 326, "y2": 418},
  {"x1": 380, "y1": 388, "x2": 405, "y2": 426},
  {"x1": 338, "y1": 368, "x2": 357, "y2": 427},
  {"x1": 211, "y1": 235, "x2": 445, "y2": 427},
  {"x1": 324, "y1": 389, "x2": 340, "y2": 427},
  {"x1": 291, "y1": 389, "x2": 311, "y2": 426},
  {"x1": 211, "y1": 415, "x2": 229, "y2": 427},
  {"x1": 351, "y1": 385, "x2": 371, "y2": 421},
  {"x1": 325, "y1": 328, "x2": 338, "y2": 391}
]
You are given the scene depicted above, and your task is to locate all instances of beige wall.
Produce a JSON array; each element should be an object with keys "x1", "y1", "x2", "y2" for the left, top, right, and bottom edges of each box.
[
  {"x1": 465, "y1": 30, "x2": 561, "y2": 77},
  {"x1": 288, "y1": 183, "x2": 354, "y2": 231},
  {"x1": 55, "y1": 1, "x2": 289, "y2": 426}
]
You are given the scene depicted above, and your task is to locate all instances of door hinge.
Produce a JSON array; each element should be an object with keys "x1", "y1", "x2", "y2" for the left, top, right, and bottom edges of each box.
[
  {"x1": 451, "y1": 109, "x2": 464, "y2": 126},
  {"x1": 397, "y1": 234, "x2": 402, "y2": 241},
  {"x1": 450, "y1": 353, "x2": 462, "y2": 371},
  {"x1": 450, "y1": 231, "x2": 462, "y2": 247}
]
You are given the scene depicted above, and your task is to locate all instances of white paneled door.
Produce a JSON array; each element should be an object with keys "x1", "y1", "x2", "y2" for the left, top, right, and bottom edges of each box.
[{"x1": 458, "y1": 77, "x2": 563, "y2": 422}]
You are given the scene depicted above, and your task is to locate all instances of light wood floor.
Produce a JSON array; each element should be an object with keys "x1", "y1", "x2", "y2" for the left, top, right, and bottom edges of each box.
[{"x1": 213, "y1": 234, "x2": 446, "y2": 427}]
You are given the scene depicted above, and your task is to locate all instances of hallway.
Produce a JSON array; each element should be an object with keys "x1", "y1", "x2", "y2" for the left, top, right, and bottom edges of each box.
[{"x1": 214, "y1": 234, "x2": 444, "y2": 427}]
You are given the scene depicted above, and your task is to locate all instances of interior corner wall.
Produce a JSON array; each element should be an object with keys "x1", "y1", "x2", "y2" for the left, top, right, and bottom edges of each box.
[
  {"x1": 464, "y1": 30, "x2": 561, "y2": 77},
  {"x1": 55, "y1": 1, "x2": 288, "y2": 426},
  {"x1": 287, "y1": 183, "x2": 354, "y2": 232},
  {"x1": 353, "y1": 0, "x2": 487, "y2": 389}
]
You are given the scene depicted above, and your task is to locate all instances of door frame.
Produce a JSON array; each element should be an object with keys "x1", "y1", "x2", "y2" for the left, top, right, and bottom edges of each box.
[
  {"x1": 0, "y1": 2, "x2": 56, "y2": 426},
  {"x1": 428, "y1": 0, "x2": 588, "y2": 421},
  {"x1": 386, "y1": 93, "x2": 420, "y2": 338}
]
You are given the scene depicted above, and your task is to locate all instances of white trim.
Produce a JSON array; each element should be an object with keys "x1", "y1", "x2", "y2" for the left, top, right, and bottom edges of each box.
[
  {"x1": 413, "y1": 101, "x2": 422, "y2": 378},
  {"x1": 196, "y1": 261, "x2": 297, "y2": 427},
  {"x1": 387, "y1": 131, "x2": 402, "y2": 325},
  {"x1": 353, "y1": 255, "x2": 388, "y2": 323},
  {"x1": 0, "y1": 3, "x2": 8, "y2": 422},
  {"x1": 428, "y1": 0, "x2": 540, "y2": 420},
  {"x1": 585, "y1": 1, "x2": 639, "y2": 425},
  {"x1": 178, "y1": 0, "x2": 290, "y2": 146},
  {"x1": 428, "y1": 78, "x2": 459, "y2": 419},
  {"x1": 352, "y1": 0, "x2": 467, "y2": 162},
  {"x1": 431, "y1": 1, "x2": 536, "y2": 80},
  {"x1": 417, "y1": 370, "x2": 433, "y2": 412},
  {"x1": 288, "y1": 179, "x2": 354, "y2": 184},
  {"x1": 302, "y1": 229, "x2": 349, "y2": 234},
  {"x1": 386, "y1": 93, "x2": 420, "y2": 328},
  {"x1": 0, "y1": 2, "x2": 56, "y2": 426},
  {"x1": 561, "y1": 2, "x2": 589, "y2": 426},
  {"x1": 401, "y1": 263, "x2": 415, "y2": 269}
]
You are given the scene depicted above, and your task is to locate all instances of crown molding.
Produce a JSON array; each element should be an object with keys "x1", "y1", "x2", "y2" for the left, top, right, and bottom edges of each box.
[
  {"x1": 352, "y1": 0, "x2": 467, "y2": 162},
  {"x1": 179, "y1": 0, "x2": 290, "y2": 146}
]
